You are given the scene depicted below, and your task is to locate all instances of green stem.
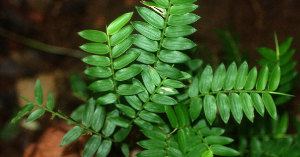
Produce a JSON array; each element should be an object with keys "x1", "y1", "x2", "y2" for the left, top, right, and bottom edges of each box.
[
  {"x1": 154, "y1": 0, "x2": 172, "y2": 68},
  {"x1": 106, "y1": 28, "x2": 121, "y2": 104},
  {"x1": 0, "y1": 27, "x2": 87, "y2": 58}
]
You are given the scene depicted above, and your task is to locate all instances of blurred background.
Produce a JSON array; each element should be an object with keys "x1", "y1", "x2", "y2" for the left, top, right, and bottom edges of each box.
[{"x1": 0, "y1": 0, "x2": 299, "y2": 156}]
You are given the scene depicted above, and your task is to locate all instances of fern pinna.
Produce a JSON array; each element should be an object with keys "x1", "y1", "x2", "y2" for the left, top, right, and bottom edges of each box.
[{"x1": 10, "y1": 0, "x2": 294, "y2": 157}]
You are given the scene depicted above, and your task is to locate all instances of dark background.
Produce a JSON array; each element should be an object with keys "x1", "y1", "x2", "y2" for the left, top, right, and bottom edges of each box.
[{"x1": 0, "y1": 0, "x2": 299, "y2": 156}]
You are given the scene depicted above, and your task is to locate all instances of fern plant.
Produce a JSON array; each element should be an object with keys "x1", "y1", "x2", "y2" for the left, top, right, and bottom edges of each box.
[{"x1": 11, "y1": 0, "x2": 297, "y2": 157}]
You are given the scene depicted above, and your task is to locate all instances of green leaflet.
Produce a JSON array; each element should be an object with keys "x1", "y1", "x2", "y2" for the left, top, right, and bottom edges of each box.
[
  {"x1": 202, "y1": 150, "x2": 213, "y2": 157},
  {"x1": 257, "y1": 47, "x2": 277, "y2": 61},
  {"x1": 229, "y1": 93, "x2": 243, "y2": 124},
  {"x1": 78, "y1": 30, "x2": 107, "y2": 42},
  {"x1": 235, "y1": 61, "x2": 248, "y2": 90},
  {"x1": 250, "y1": 93, "x2": 265, "y2": 117},
  {"x1": 118, "y1": 84, "x2": 144, "y2": 95},
  {"x1": 134, "y1": 117, "x2": 153, "y2": 130},
  {"x1": 96, "y1": 93, "x2": 117, "y2": 105},
  {"x1": 141, "y1": 129, "x2": 166, "y2": 141},
  {"x1": 80, "y1": 43, "x2": 109, "y2": 54},
  {"x1": 186, "y1": 143, "x2": 207, "y2": 157},
  {"x1": 204, "y1": 95, "x2": 217, "y2": 125},
  {"x1": 280, "y1": 49, "x2": 295, "y2": 65},
  {"x1": 113, "y1": 52, "x2": 140, "y2": 69},
  {"x1": 173, "y1": 0, "x2": 197, "y2": 5},
  {"x1": 91, "y1": 105, "x2": 105, "y2": 132},
  {"x1": 168, "y1": 13, "x2": 200, "y2": 26},
  {"x1": 88, "y1": 79, "x2": 114, "y2": 92},
  {"x1": 250, "y1": 137, "x2": 261, "y2": 156},
  {"x1": 165, "y1": 25, "x2": 197, "y2": 38},
  {"x1": 268, "y1": 65, "x2": 281, "y2": 91},
  {"x1": 112, "y1": 38, "x2": 135, "y2": 58},
  {"x1": 190, "y1": 97, "x2": 202, "y2": 121},
  {"x1": 163, "y1": 79, "x2": 185, "y2": 88},
  {"x1": 216, "y1": 94, "x2": 230, "y2": 124},
  {"x1": 96, "y1": 140, "x2": 112, "y2": 157},
  {"x1": 139, "y1": 110, "x2": 164, "y2": 123},
  {"x1": 114, "y1": 126, "x2": 132, "y2": 142},
  {"x1": 156, "y1": 63, "x2": 183, "y2": 78},
  {"x1": 125, "y1": 95, "x2": 142, "y2": 110},
  {"x1": 107, "y1": 12, "x2": 133, "y2": 35},
  {"x1": 121, "y1": 144, "x2": 130, "y2": 157},
  {"x1": 211, "y1": 63, "x2": 226, "y2": 92},
  {"x1": 46, "y1": 91, "x2": 54, "y2": 110},
  {"x1": 138, "y1": 139, "x2": 166, "y2": 150},
  {"x1": 174, "y1": 103, "x2": 189, "y2": 126},
  {"x1": 178, "y1": 129, "x2": 187, "y2": 154},
  {"x1": 128, "y1": 48, "x2": 155, "y2": 64},
  {"x1": 162, "y1": 37, "x2": 196, "y2": 50},
  {"x1": 116, "y1": 104, "x2": 136, "y2": 118},
  {"x1": 170, "y1": 4, "x2": 198, "y2": 15},
  {"x1": 145, "y1": 102, "x2": 165, "y2": 113},
  {"x1": 102, "y1": 109, "x2": 119, "y2": 137},
  {"x1": 244, "y1": 67, "x2": 257, "y2": 90},
  {"x1": 256, "y1": 65, "x2": 269, "y2": 91},
  {"x1": 240, "y1": 93, "x2": 254, "y2": 122},
  {"x1": 210, "y1": 145, "x2": 240, "y2": 156},
  {"x1": 136, "y1": 7, "x2": 164, "y2": 29},
  {"x1": 83, "y1": 135, "x2": 102, "y2": 157},
  {"x1": 131, "y1": 34, "x2": 158, "y2": 52},
  {"x1": 276, "y1": 112, "x2": 289, "y2": 135},
  {"x1": 69, "y1": 105, "x2": 85, "y2": 123},
  {"x1": 132, "y1": 78, "x2": 150, "y2": 102},
  {"x1": 279, "y1": 37, "x2": 293, "y2": 56},
  {"x1": 131, "y1": 21, "x2": 161, "y2": 40},
  {"x1": 60, "y1": 126, "x2": 83, "y2": 146},
  {"x1": 82, "y1": 98, "x2": 95, "y2": 127},
  {"x1": 27, "y1": 109, "x2": 45, "y2": 122},
  {"x1": 281, "y1": 61, "x2": 296, "y2": 75},
  {"x1": 152, "y1": 94, "x2": 177, "y2": 105},
  {"x1": 159, "y1": 50, "x2": 191, "y2": 63},
  {"x1": 156, "y1": 86, "x2": 178, "y2": 95},
  {"x1": 35, "y1": 79, "x2": 43, "y2": 105},
  {"x1": 148, "y1": 66, "x2": 161, "y2": 86},
  {"x1": 187, "y1": 59, "x2": 203, "y2": 71},
  {"x1": 82, "y1": 55, "x2": 110, "y2": 67},
  {"x1": 223, "y1": 62, "x2": 237, "y2": 90},
  {"x1": 110, "y1": 25, "x2": 134, "y2": 46},
  {"x1": 167, "y1": 147, "x2": 184, "y2": 157},
  {"x1": 165, "y1": 105, "x2": 179, "y2": 128},
  {"x1": 262, "y1": 93, "x2": 277, "y2": 119},
  {"x1": 84, "y1": 67, "x2": 111, "y2": 78},
  {"x1": 115, "y1": 66, "x2": 143, "y2": 81},
  {"x1": 186, "y1": 136, "x2": 202, "y2": 152},
  {"x1": 70, "y1": 72, "x2": 88, "y2": 100},
  {"x1": 188, "y1": 75, "x2": 199, "y2": 97},
  {"x1": 153, "y1": 0, "x2": 169, "y2": 8},
  {"x1": 178, "y1": 71, "x2": 192, "y2": 80},
  {"x1": 136, "y1": 149, "x2": 165, "y2": 157},
  {"x1": 107, "y1": 116, "x2": 130, "y2": 128},
  {"x1": 199, "y1": 65, "x2": 213, "y2": 93}
]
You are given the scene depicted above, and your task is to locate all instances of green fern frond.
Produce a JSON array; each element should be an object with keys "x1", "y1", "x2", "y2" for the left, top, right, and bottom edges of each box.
[{"x1": 188, "y1": 61, "x2": 285, "y2": 124}]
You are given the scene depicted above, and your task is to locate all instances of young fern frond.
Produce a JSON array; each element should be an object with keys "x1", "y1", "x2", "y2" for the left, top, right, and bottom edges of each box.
[{"x1": 257, "y1": 35, "x2": 297, "y2": 105}]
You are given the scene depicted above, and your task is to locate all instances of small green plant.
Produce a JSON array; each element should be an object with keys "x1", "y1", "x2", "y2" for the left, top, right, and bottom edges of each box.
[{"x1": 11, "y1": 0, "x2": 299, "y2": 156}]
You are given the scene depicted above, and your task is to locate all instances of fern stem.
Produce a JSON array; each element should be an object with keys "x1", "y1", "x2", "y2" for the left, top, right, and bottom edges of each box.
[
  {"x1": 106, "y1": 28, "x2": 121, "y2": 104},
  {"x1": 154, "y1": 0, "x2": 172, "y2": 68}
]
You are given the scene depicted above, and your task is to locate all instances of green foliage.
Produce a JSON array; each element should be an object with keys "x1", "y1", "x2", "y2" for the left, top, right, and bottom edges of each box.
[{"x1": 11, "y1": 0, "x2": 298, "y2": 157}]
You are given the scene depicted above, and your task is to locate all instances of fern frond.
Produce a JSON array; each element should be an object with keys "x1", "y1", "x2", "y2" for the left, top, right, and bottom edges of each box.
[
  {"x1": 257, "y1": 35, "x2": 297, "y2": 105},
  {"x1": 188, "y1": 61, "x2": 285, "y2": 124}
]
